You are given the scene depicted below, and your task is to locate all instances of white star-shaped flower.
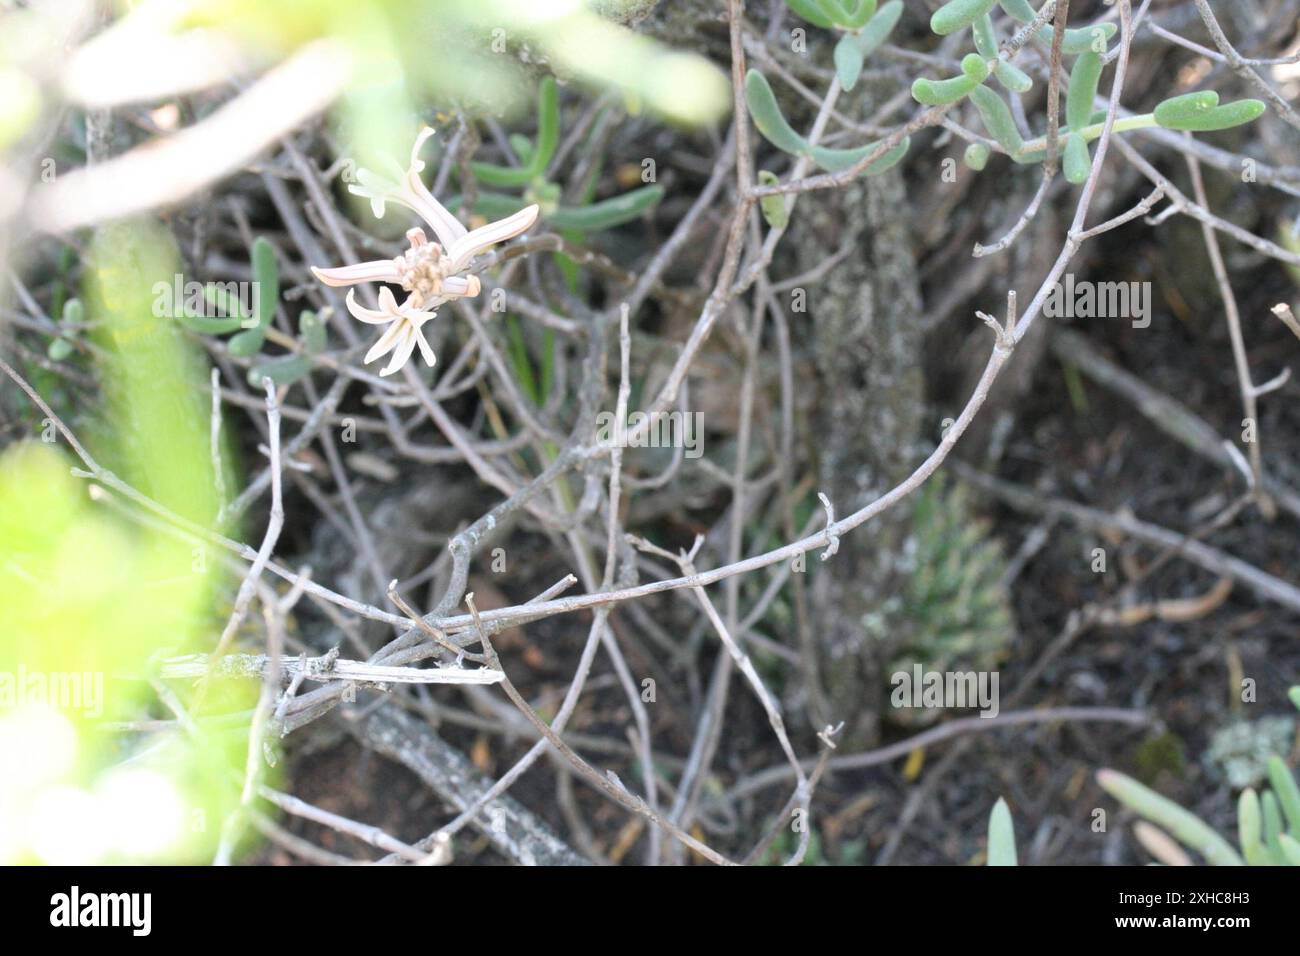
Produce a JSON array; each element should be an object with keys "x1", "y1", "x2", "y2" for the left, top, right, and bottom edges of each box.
[
  {"x1": 311, "y1": 127, "x2": 539, "y2": 376},
  {"x1": 347, "y1": 287, "x2": 437, "y2": 377}
]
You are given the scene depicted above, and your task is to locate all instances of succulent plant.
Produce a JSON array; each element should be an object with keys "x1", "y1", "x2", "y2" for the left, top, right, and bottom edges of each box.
[
  {"x1": 1205, "y1": 716, "x2": 1296, "y2": 790},
  {"x1": 1096, "y1": 688, "x2": 1300, "y2": 865},
  {"x1": 455, "y1": 75, "x2": 664, "y2": 232},
  {"x1": 754, "y1": 0, "x2": 1265, "y2": 190},
  {"x1": 875, "y1": 475, "x2": 1013, "y2": 725},
  {"x1": 990, "y1": 688, "x2": 1300, "y2": 865}
]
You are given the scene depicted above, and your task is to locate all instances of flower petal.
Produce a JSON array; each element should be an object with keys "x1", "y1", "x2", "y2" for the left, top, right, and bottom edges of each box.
[
  {"x1": 345, "y1": 289, "x2": 391, "y2": 324},
  {"x1": 412, "y1": 325, "x2": 437, "y2": 368},
  {"x1": 380, "y1": 324, "x2": 419, "y2": 376},
  {"x1": 312, "y1": 260, "x2": 402, "y2": 287},
  {"x1": 448, "y1": 204, "x2": 539, "y2": 271},
  {"x1": 364, "y1": 319, "x2": 408, "y2": 365},
  {"x1": 402, "y1": 127, "x2": 467, "y2": 248},
  {"x1": 441, "y1": 275, "x2": 481, "y2": 298}
]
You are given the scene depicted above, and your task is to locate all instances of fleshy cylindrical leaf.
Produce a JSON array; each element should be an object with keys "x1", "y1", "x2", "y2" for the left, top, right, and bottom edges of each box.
[
  {"x1": 969, "y1": 84, "x2": 1024, "y2": 155},
  {"x1": 1097, "y1": 769, "x2": 1245, "y2": 866},
  {"x1": 1156, "y1": 95, "x2": 1266, "y2": 132},
  {"x1": 1267, "y1": 755, "x2": 1300, "y2": 836},
  {"x1": 1067, "y1": 51, "x2": 1102, "y2": 132},
  {"x1": 549, "y1": 186, "x2": 664, "y2": 231},
  {"x1": 1063, "y1": 131, "x2": 1091, "y2": 183},
  {"x1": 1239, "y1": 789, "x2": 1268, "y2": 866},
  {"x1": 971, "y1": 11, "x2": 998, "y2": 57},
  {"x1": 994, "y1": 60, "x2": 1033, "y2": 94},
  {"x1": 987, "y1": 798, "x2": 1017, "y2": 866},
  {"x1": 964, "y1": 142, "x2": 991, "y2": 170},
  {"x1": 912, "y1": 57, "x2": 987, "y2": 106},
  {"x1": 930, "y1": 0, "x2": 997, "y2": 37}
]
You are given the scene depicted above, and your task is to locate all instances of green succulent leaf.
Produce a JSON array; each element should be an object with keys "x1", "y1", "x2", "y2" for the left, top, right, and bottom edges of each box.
[
  {"x1": 987, "y1": 797, "x2": 1017, "y2": 865},
  {"x1": 228, "y1": 328, "x2": 266, "y2": 358},
  {"x1": 853, "y1": 0, "x2": 903, "y2": 58},
  {"x1": 508, "y1": 133, "x2": 533, "y2": 163},
  {"x1": 930, "y1": 0, "x2": 997, "y2": 37},
  {"x1": 809, "y1": 136, "x2": 910, "y2": 176},
  {"x1": 963, "y1": 142, "x2": 991, "y2": 170},
  {"x1": 997, "y1": 0, "x2": 1036, "y2": 18},
  {"x1": 1067, "y1": 51, "x2": 1103, "y2": 132},
  {"x1": 1267, "y1": 755, "x2": 1300, "y2": 836},
  {"x1": 1097, "y1": 769, "x2": 1245, "y2": 865},
  {"x1": 247, "y1": 353, "x2": 312, "y2": 388},
  {"x1": 839, "y1": 0, "x2": 878, "y2": 29},
  {"x1": 176, "y1": 312, "x2": 245, "y2": 335},
  {"x1": 745, "y1": 69, "x2": 811, "y2": 156},
  {"x1": 1154, "y1": 91, "x2": 1266, "y2": 131},
  {"x1": 47, "y1": 336, "x2": 74, "y2": 361},
  {"x1": 1239, "y1": 789, "x2": 1269, "y2": 866},
  {"x1": 251, "y1": 236, "x2": 278, "y2": 329},
  {"x1": 997, "y1": 1, "x2": 1117, "y2": 53},
  {"x1": 471, "y1": 75, "x2": 560, "y2": 187},
  {"x1": 549, "y1": 185, "x2": 664, "y2": 230},
  {"x1": 816, "y1": 0, "x2": 876, "y2": 29},
  {"x1": 1055, "y1": 23, "x2": 1117, "y2": 55},
  {"x1": 299, "y1": 310, "x2": 326, "y2": 355},
  {"x1": 227, "y1": 236, "x2": 278, "y2": 356},
  {"x1": 912, "y1": 76, "x2": 980, "y2": 107},
  {"x1": 835, "y1": 33, "x2": 866, "y2": 91},
  {"x1": 972, "y1": 12, "x2": 999, "y2": 57},
  {"x1": 1062, "y1": 131, "x2": 1091, "y2": 183},
  {"x1": 912, "y1": 57, "x2": 987, "y2": 106},
  {"x1": 758, "y1": 170, "x2": 790, "y2": 228},
  {"x1": 969, "y1": 84, "x2": 1024, "y2": 155},
  {"x1": 202, "y1": 284, "x2": 246, "y2": 323},
  {"x1": 784, "y1": 0, "x2": 836, "y2": 29},
  {"x1": 1279, "y1": 833, "x2": 1300, "y2": 865},
  {"x1": 62, "y1": 298, "x2": 84, "y2": 326},
  {"x1": 993, "y1": 60, "x2": 1033, "y2": 94},
  {"x1": 1262, "y1": 790, "x2": 1286, "y2": 864}
]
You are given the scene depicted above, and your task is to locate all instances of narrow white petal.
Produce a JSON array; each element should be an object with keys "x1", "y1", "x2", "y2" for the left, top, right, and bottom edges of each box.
[
  {"x1": 407, "y1": 188, "x2": 467, "y2": 249},
  {"x1": 448, "y1": 205, "x2": 539, "y2": 271},
  {"x1": 402, "y1": 127, "x2": 467, "y2": 247},
  {"x1": 312, "y1": 260, "x2": 402, "y2": 287},
  {"x1": 413, "y1": 326, "x2": 437, "y2": 368},
  {"x1": 364, "y1": 320, "x2": 407, "y2": 364},
  {"x1": 377, "y1": 286, "x2": 400, "y2": 313},
  {"x1": 441, "y1": 275, "x2": 481, "y2": 298},
  {"x1": 408, "y1": 127, "x2": 437, "y2": 172},
  {"x1": 380, "y1": 325, "x2": 419, "y2": 376},
  {"x1": 345, "y1": 289, "x2": 390, "y2": 324}
]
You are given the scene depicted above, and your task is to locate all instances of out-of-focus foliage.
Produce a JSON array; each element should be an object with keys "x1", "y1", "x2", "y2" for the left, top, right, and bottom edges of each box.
[
  {"x1": 182, "y1": 0, "x2": 729, "y2": 165},
  {"x1": 0, "y1": 221, "x2": 253, "y2": 863}
]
